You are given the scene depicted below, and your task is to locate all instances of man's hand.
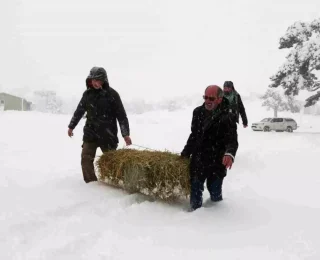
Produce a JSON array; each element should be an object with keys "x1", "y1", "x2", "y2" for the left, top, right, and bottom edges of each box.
[
  {"x1": 124, "y1": 136, "x2": 132, "y2": 146},
  {"x1": 222, "y1": 155, "x2": 233, "y2": 169},
  {"x1": 68, "y1": 128, "x2": 74, "y2": 137},
  {"x1": 180, "y1": 151, "x2": 190, "y2": 159}
]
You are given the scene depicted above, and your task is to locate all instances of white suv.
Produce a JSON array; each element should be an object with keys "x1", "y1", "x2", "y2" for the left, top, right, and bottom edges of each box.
[{"x1": 251, "y1": 117, "x2": 298, "y2": 132}]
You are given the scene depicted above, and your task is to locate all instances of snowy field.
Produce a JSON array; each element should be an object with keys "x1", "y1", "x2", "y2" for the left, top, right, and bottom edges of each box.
[{"x1": 1, "y1": 101, "x2": 320, "y2": 260}]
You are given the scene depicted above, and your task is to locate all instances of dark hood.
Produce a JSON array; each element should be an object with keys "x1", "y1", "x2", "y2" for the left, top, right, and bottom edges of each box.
[
  {"x1": 86, "y1": 67, "x2": 110, "y2": 89},
  {"x1": 223, "y1": 81, "x2": 235, "y2": 91}
]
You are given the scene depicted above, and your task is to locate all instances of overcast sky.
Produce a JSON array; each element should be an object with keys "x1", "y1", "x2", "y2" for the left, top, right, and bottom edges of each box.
[{"x1": 1, "y1": 0, "x2": 320, "y2": 102}]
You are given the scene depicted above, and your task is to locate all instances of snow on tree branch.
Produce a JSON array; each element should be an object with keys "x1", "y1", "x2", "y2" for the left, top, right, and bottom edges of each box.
[
  {"x1": 305, "y1": 91, "x2": 320, "y2": 107},
  {"x1": 269, "y1": 18, "x2": 320, "y2": 107},
  {"x1": 279, "y1": 22, "x2": 312, "y2": 49}
]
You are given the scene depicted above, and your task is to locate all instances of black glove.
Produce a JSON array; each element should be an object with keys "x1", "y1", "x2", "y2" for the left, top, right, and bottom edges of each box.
[{"x1": 180, "y1": 151, "x2": 190, "y2": 159}]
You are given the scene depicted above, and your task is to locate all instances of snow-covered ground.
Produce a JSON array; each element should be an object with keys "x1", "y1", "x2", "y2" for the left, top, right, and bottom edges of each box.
[{"x1": 1, "y1": 101, "x2": 320, "y2": 260}]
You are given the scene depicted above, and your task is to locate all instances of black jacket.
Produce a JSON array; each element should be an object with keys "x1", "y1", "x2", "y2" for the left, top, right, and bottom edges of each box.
[
  {"x1": 225, "y1": 91, "x2": 248, "y2": 126},
  {"x1": 181, "y1": 98, "x2": 238, "y2": 167},
  {"x1": 235, "y1": 93, "x2": 248, "y2": 125},
  {"x1": 68, "y1": 82, "x2": 130, "y2": 148}
]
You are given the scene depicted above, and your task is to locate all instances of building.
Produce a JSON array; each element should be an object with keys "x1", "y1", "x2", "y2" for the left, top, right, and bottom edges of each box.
[{"x1": 0, "y1": 92, "x2": 32, "y2": 111}]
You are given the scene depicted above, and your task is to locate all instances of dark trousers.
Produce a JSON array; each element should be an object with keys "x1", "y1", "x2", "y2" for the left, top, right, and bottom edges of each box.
[
  {"x1": 81, "y1": 142, "x2": 116, "y2": 183},
  {"x1": 190, "y1": 162, "x2": 226, "y2": 210}
]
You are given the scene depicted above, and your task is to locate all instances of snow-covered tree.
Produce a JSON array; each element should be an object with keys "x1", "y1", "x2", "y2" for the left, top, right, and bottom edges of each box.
[
  {"x1": 286, "y1": 94, "x2": 301, "y2": 113},
  {"x1": 33, "y1": 90, "x2": 62, "y2": 113},
  {"x1": 269, "y1": 18, "x2": 320, "y2": 107},
  {"x1": 261, "y1": 89, "x2": 300, "y2": 117}
]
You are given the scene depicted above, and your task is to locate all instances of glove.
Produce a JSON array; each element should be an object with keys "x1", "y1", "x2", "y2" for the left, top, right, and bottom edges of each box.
[{"x1": 180, "y1": 151, "x2": 190, "y2": 159}]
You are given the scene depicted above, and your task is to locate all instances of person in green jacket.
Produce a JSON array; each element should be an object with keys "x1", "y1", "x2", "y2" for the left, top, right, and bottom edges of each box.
[{"x1": 223, "y1": 81, "x2": 248, "y2": 128}]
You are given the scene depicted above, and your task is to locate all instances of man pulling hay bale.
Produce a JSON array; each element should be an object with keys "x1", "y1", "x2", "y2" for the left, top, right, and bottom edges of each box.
[{"x1": 96, "y1": 149, "x2": 190, "y2": 201}]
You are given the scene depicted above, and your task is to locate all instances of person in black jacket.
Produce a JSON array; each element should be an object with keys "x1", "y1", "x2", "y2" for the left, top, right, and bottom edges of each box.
[
  {"x1": 223, "y1": 81, "x2": 248, "y2": 128},
  {"x1": 181, "y1": 85, "x2": 238, "y2": 211},
  {"x1": 68, "y1": 67, "x2": 132, "y2": 183}
]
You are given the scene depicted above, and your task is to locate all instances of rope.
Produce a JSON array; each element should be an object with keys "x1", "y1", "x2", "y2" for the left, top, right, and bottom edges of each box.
[
  {"x1": 127, "y1": 143, "x2": 158, "y2": 151},
  {"x1": 122, "y1": 143, "x2": 180, "y2": 154},
  {"x1": 132, "y1": 143, "x2": 180, "y2": 155}
]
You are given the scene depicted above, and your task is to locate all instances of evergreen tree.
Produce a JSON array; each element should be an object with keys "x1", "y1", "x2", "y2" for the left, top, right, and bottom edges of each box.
[{"x1": 269, "y1": 18, "x2": 320, "y2": 107}]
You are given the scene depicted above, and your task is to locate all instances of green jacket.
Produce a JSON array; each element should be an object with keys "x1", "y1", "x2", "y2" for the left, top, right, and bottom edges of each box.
[{"x1": 224, "y1": 91, "x2": 248, "y2": 126}]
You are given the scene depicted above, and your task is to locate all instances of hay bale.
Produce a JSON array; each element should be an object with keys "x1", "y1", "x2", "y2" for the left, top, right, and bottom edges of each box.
[{"x1": 96, "y1": 149, "x2": 190, "y2": 201}]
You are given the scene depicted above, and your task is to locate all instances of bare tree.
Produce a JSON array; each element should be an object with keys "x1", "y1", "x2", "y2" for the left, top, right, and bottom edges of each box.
[{"x1": 261, "y1": 89, "x2": 300, "y2": 117}]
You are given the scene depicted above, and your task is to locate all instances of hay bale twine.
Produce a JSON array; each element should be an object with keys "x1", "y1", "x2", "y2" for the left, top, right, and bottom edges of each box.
[{"x1": 96, "y1": 149, "x2": 190, "y2": 201}]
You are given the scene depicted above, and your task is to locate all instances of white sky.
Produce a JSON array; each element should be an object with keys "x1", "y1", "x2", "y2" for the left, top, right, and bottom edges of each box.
[{"x1": 1, "y1": 0, "x2": 320, "y2": 102}]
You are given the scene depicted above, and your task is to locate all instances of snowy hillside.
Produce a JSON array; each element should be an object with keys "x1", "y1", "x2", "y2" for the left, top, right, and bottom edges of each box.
[{"x1": 1, "y1": 101, "x2": 320, "y2": 259}]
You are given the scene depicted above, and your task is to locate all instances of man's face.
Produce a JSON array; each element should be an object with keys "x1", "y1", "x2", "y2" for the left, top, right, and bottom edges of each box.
[
  {"x1": 91, "y1": 79, "x2": 103, "y2": 89},
  {"x1": 203, "y1": 86, "x2": 222, "y2": 111},
  {"x1": 224, "y1": 86, "x2": 232, "y2": 93}
]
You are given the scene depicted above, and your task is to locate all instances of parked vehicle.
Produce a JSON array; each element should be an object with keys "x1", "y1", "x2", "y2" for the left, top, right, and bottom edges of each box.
[{"x1": 251, "y1": 117, "x2": 298, "y2": 132}]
